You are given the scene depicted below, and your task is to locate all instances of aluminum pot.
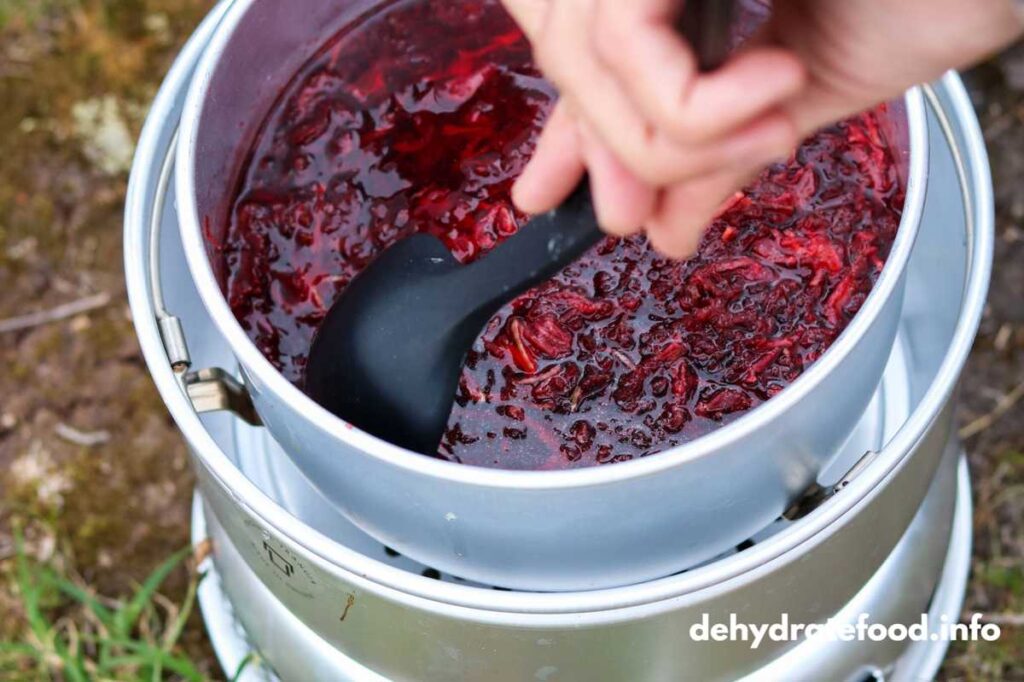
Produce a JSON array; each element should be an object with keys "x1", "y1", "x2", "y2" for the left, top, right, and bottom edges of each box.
[
  {"x1": 174, "y1": 0, "x2": 929, "y2": 590},
  {"x1": 126, "y1": 13, "x2": 991, "y2": 673}
]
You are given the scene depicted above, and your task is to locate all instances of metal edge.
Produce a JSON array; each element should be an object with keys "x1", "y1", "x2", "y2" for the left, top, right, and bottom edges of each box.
[
  {"x1": 891, "y1": 456, "x2": 974, "y2": 680},
  {"x1": 191, "y1": 494, "x2": 270, "y2": 682}
]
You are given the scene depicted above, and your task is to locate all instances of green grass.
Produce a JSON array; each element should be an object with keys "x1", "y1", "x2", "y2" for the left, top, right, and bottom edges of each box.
[{"x1": 0, "y1": 525, "x2": 257, "y2": 681}]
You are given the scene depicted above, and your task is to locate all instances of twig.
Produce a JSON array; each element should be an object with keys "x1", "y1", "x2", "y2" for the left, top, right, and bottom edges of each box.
[
  {"x1": 0, "y1": 292, "x2": 111, "y2": 334},
  {"x1": 54, "y1": 423, "x2": 111, "y2": 447},
  {"x1": 192, "y1": 538, "x2": 214, "y2": 567},
  {"x1": 959, "y1": 377, "x2": 1024, "y2": 440},
  {"x1": 971, "y1": 612, "x2": 1024, "y2": 627},
  {"x1": 993, "y1": 323, "x2": 1013, "y2": 352}
]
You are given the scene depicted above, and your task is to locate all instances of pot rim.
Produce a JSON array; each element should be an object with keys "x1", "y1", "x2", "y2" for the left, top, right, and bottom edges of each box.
[{"x1": 175, "y1": 0, "x2": 928, "y2": 490}]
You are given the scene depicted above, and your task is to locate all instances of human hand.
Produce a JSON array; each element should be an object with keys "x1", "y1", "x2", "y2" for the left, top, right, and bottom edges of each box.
[{"x1": 504, "y1": 0, "x2": 1024, "y2": 257}]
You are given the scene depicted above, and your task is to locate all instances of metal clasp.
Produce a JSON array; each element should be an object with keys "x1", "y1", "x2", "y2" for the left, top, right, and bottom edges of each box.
[
  {"x1": 149, "y1": 128, "x2": 261, "y2": 426},
  {"x1": 185, "y1": 368, "x2": 262, "y2": 426}
]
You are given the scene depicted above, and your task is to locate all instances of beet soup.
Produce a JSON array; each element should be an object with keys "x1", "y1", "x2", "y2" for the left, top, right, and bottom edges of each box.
[{"x1": 212, "y1": 0, "x2": 904, "y2": 470}]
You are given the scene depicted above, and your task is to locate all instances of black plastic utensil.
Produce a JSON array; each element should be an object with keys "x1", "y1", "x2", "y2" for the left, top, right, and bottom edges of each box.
[{"x1": 306, "y1": 0, "x2": 736, "y2": 455}]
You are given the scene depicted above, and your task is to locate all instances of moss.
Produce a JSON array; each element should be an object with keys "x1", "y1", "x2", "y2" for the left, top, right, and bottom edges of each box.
[
  {"x1": 980, "y1": 563, "x2": 1024, "y2": 596},
  {"x1": 8, "y1": 359, "x2": 31, "y2": 382}
]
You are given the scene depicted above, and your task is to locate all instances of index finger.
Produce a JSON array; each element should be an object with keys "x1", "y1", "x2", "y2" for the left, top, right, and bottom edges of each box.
[{"x1": 593, "y1": 0, "x2": 806, "y2": 145}]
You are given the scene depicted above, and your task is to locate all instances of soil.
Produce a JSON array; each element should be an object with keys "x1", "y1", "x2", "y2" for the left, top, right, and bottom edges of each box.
[
  {"x1": 944, "y1": 52, "x2": 1024, "y2": 679},
  {"x1": 0, "y1": 0, "x2": 217, "y2": 675},
  {"x1": 0, "y1": 2, "x2": 1019, "y2": 679}
]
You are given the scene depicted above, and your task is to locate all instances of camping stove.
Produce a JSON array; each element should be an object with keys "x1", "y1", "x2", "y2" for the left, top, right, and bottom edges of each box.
[
  {"x1": 125, "y1": 3, "x2": 993, "y2": 680},
  {"x1": 190, "y1": 449, "x2": 972, "y2": 682}
]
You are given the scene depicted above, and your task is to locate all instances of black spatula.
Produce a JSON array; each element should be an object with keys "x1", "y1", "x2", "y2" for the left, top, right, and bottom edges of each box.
[{"x1": 306, "y1": 0, "x2": 736, "y2": 455}]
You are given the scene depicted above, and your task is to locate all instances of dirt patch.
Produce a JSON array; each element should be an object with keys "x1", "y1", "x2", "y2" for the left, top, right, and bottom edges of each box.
[
  {"x1": 941, "y1": 51, "x2": 1024, "y2": 680},
  {"x1": 0, "y1": 0, "x2": 216, "y2": 674}
]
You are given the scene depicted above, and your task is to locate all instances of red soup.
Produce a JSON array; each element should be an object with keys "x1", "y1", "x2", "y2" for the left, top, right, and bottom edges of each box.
[{"x1": 215, "y1": 0, "x2": 903, "y2": 470}]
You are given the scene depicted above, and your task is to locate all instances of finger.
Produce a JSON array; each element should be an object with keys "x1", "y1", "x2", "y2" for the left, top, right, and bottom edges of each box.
[
  {"x1": 501, "y1": 0, "x2": 549, "y2": 41},
  {"x1": 532, "y1": 0, "x2": 798, "y2": 187},
  {"x1": 640, "y1": 110, "x2": 798, "y2": 186},
  {"x1": 578, "y1": 121, "x2": 657, "y2": 236},
  {"x1": 662, "y1": 47, "x2": 807, "y2": 143},
  {"x1": 512, "y1": 100, "x2": 586, "y2": 214},
  {"x1": 535, "y1": 0, "x2": 797, "y2": 186},
  {"x1": 593, "y1": 0, "x2": 806, "y2": 144},
  {"x1": 533, "y1": 0, "x2": 660, "y2": 180},
  {"x1": 645, "y1": 167, "x2": 763, "y2": 259}
]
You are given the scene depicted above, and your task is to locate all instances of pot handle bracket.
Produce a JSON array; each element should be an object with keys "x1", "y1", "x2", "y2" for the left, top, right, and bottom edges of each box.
[
  {"x1": 149, "y1": 128, "x2": 262, "y2": 427},
  {"x1": 783, "y1": 449, "x2": 880, "y2": 520},
  {"x1": 184, "y1": 368, "x2": 262, "y2": 426}
]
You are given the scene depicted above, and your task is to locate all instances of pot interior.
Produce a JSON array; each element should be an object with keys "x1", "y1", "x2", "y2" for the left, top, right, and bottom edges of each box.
[{"x1": 167, "y1": 75, "x2": 977, "y2": 600}]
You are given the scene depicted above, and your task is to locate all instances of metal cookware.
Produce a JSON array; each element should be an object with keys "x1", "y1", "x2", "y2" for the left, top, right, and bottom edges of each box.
[
  {"x1": 171, "y1": 0, "x2": 929, "y2": 590},
  {"x1": 125, "y1": 9, "x2": 993, "y2": 671}
]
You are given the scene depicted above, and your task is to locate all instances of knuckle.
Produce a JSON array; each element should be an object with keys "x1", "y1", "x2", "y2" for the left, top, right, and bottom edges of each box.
[
  {"x1": 623, "y1": 154, "x2": 661, "y2": 186},
  {"x1": 608, "y1": 134, "x2": 664, "y2": 184}
]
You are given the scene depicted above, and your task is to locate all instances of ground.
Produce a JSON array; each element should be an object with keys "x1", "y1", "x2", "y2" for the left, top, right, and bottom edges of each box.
[{"x1": 0, "y1": 2, "x2": 1020, "y2": 680}]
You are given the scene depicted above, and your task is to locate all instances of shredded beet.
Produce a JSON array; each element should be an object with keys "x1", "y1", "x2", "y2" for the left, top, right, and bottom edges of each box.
[{"x1": 218, "y1": 0, "x2": 904, "y2": 470}]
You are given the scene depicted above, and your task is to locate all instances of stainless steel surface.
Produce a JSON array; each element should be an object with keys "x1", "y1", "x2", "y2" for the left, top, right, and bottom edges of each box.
[
  {"x1": 225, "y1": 345, "x2": 906, "y2": 584},
  {"x1": 750, "y1": 443, "x2": 967, "y2": 682},
  {"x1": 193, "y1": 452, "x2": 972, "y2": 682},
  {"x1": 149, "y1": 127, "x2": 192, "y2": 375},
  {"x1": 186, "y1": 368, "x2": 262, "y2": 426},
  {"x1": 172, "y1": 0, "x2": 931, "y2": 591},
  {"x1": 890, "y1": 453, "x2": 974, "y2": 680},
  {"x1": 124, "y1": 6, "x2": 991, "y2": 675}
]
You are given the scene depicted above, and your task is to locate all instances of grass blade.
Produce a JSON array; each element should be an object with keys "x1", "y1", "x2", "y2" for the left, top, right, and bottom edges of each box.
[
  {"x1": 103, "y1": 640, "x2": 205, "y2": 681},
  {"x1": 2, "y1": 530, "x2": 208, "y2": 681},
  {"x1": 50, "y1": 575, "x2": 115, "y2": 629},
  {"x1": 8, "y1": 529, "x2": 90, "y2": 681},
  {"x1": 113, "y1": 546, "x2": 191, "y2": 639},
  {"x1": 230, "y1": 652, "x2": 261, "y2": 682}
]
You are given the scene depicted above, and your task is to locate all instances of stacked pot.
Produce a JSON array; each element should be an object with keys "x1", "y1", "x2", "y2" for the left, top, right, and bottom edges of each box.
[{"x1": 125, "y1": 1, "x2": 993, "y2": 679}]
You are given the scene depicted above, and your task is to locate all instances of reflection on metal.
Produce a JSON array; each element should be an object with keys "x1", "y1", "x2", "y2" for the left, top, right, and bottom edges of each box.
[
  {"x1": 158, "y1": 315, "x2": 191, "y2": 373},
  {"x1": 783, "y1": 482, "x2": 829, "y2": 521},
  {"x1": 149, "y1": 126, "x2": 193, "y2": 374},
  {"x1": 784, "y1": 450, "x2": 883, "y2": 520},
  {"x1": 186, "y1": 368, "x2": 262, "y2": 425}
]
